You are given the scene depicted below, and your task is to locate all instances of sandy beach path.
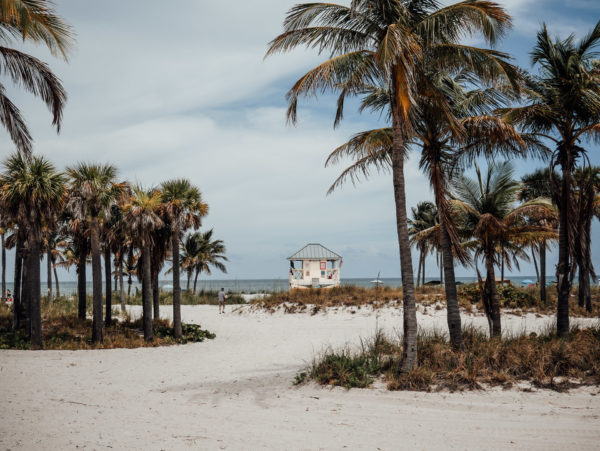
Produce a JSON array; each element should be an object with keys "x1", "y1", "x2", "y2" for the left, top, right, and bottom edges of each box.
[{"x1": 1, "y1": 305, "x2": 599, "y2": 450}]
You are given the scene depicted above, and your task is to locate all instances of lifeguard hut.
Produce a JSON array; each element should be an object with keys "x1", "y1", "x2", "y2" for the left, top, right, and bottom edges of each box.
[{"x1": 288, "y1": 243, "x2": 342, "y2": 289}]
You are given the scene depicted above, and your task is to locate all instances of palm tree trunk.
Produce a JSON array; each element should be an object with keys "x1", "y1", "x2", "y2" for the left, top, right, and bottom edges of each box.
[
  {"x1": 500, "y1": 248, "x2": 504, "y2": 285},
  {"x1": 172, "y1": 228, "x2": 182, "y2": 339},
  {"x1": 46, "y1": 249, "x2": 52, "y2": 303},
  {"x1": 485, "y1": 251, "x2": 501, "y2": 337},
  {"x1": 540, "y1": 239, "x2": 546, "y2": 303},
  {"x1": 556, "y1": 161, "x2": 573, "y2": 337},
  {"x1": 416, "y1": 249, "x2": 422, "y2": 289},
  {"x1": 141, "y1": 246, "x2": 153, "y2": 341},
  {"x1": 90, "y1": 216, "x2": 103, "y2": 343},
  {"x1": 28, "y1": 235, "x2": 42, "y2": 348},
  {"x1": 531, "y1": 244, "x2": 540, "y2": 284},
  {"x1": 118, "y1": 259, "x2": 125, "y2": 313},
  {"x1": 152, "y1": 268, "x2": 159, "y2": 319},
  {"x1": 1, "y1": 233, "x2": 5, "y2": 300},
  {"x1": 12, "y1": 235, "x2": 23, "y2": 331},
  {"x1": 186, "y1": 270, "x2": 191, "y2": 292},
  {"x1": 53, "y1": 266, "x2": 60, "y2": 297},
  {"x1": 104, "y1": 246, "x2": 112, "y2": 326},
  {"x1": 21, "y1": 246, "x2": 30, "y2": 336},
  {"x1": 193, "y1": 269, "x2": 199, "y2": 294},
  {"x1": 422, "y1": 255, "x2": 426, "y2": 286},
  {"x1": 439, "y1": 220, "x2": 461, "y2": 348},
  {"x1": 77, "y1": 234, "x2": 87, "y2": 320},
  {"x1": 127, "y1": 273, "x2": 132, "y2": 297},
  {"x1": 391, "y1": 101, "x2": 417, "y2": 371}
]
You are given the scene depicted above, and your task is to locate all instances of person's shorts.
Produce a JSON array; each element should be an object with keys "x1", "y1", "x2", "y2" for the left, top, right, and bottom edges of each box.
[{"x1": 218, "y1": 299, "x2": 225, "y2": 304}]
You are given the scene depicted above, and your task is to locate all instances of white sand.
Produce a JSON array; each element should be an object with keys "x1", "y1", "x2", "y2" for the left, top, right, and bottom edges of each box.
[{"x1": 1, "y1": 305, "x2": 599, "y2": 450}]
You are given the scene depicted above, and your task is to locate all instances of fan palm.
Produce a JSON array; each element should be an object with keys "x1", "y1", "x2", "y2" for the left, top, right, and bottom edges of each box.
[
  {"x1": 123, "y1": 187, "x2": 163, "y2": 341},
  {"x1": 501, "y1": 21, "x2": 600, "y2": 336},
  {"x1": 160, "y1": 179, "x2": 207, "y2": 338},
  {"x1": 180, "y1": 232, "x2": 201, "y2": 292},
  {"x1": 452, "y1": 161, "x2": 555, "y2": 336},
  {"x1": 268, "y1": 0, "x2": 519, "y2": 366},
  {"x1": 0, "y1": 152, "x2": 65, "y2": 347},
  {"x1": 66, "y1": 163, "x2": 127, "y2": 343},
  {"x1": 0, "y1": 0, "x2": 73, "y2": 154}
]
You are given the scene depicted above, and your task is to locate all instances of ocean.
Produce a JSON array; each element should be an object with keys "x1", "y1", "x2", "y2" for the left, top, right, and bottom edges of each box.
[{"x1": 2, "y1": 276, "x2": 559, "y2": 296}]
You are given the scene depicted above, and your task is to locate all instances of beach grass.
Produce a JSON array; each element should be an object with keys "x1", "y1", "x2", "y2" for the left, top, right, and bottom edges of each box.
[
  {"x1": 252, "y1": 283, "x2": 599, "y2": 317},
  {"x1": 303, "y1": 324, "x2": 600, "y2": 391}
]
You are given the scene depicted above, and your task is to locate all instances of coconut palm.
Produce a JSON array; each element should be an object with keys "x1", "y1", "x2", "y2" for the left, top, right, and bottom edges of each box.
[
  {"x1": 0, "y1": 153, "x2": 65, "y2": 347},
  {"x1": 268, "y1": 0, "x2": 519, "y2": 367},
  {"x1": 0, "y1": 0, "x2": 73, "y2": 154},
  {"x1": 327, "y1": 73, "x2": 531, "y2": 347},
  {"x1": 66, "y1": 163, "x2": 127, "y2": 343},
  {"x1": 180, "y1": 232, "x2": 202, "y2": 292},
  {"x1": 123, "y1": 187, "x2": 163, "y2": 341},
  {"x1": 160, "y1": 179, "x2": 208, "y2": 338},
  {"x1": 519, "y1": 168, "x2": 559, "y2": 302},
  {"x1": 572, "y1": 167, "x2": 600, "y2": 312},
  {"x1": 408, "y1": 202, "x2": 438, "y2": 287},
  {"x1": 501, "y1": 22, "x2": 600, "y2": 336},
  {"x1": 190, "y1": 229, "x2": 228, "y2": 294},
  {"x1": 452, "y1": 161, "x2": 555, "y2": 336}
]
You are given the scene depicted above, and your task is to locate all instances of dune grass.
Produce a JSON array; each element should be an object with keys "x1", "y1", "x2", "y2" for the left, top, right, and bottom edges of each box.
[
  {"x1": 253, "y1": 284, "x2": 599, "y2": 317},
  {"x1": 300, "y1": 325, "x2": 600, "y2": 391}
]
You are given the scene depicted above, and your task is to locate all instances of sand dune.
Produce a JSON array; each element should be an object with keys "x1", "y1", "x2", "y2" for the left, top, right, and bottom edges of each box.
[{"x1": 1, "y1": 305, "x2": 599, "y2": 450}]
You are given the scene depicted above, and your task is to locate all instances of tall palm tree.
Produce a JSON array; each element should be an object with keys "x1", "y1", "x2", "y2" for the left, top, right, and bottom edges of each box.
[
  {"x1": 408, "y1": 201, "x2": 438, "y2": 287},
  {"x1": 66, "y1": 163, "x2": 127, "y2": 343},
  {"x1": 452, "y1": 161, "x2": 555, "y2": 336},
  {"x1": 328, "y1": 74, "x2": 530, "y2": 348},
  {"x1": 519, "y1": 168, "x2": 559, "y2": 302},
  {"x1": 0, "y1": 0, "x2": 72, "y2": 154},
  {"x1": 572, "y1": 167, "x2": 600, "y2": 312},
  {"x1": 160, "y1": 179, "x2": 207, "y2": 338},
  {"x1": 501, "y1": 21, "x2": 600, "y2": 336},
  {"x1": 191, "y1": 229, "x2": 228, "y2": 293},
  {"x1": 268, "y1": 0, "x2": 518, "y2": 367},
  {"x1": 123, "y1": 187, "x2": 163, "y2": 341},
  {"x1": 180, "y1": 232, "x2": 201, "y2": 292},
  {"x1": 0, "y1": 153, "x2": 65, "y2": 347}
]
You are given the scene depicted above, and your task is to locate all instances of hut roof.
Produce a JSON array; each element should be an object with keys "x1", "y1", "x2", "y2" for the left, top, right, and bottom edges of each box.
[{"x1": 287, "y1": 243, "x2": 342, "y2": 260}]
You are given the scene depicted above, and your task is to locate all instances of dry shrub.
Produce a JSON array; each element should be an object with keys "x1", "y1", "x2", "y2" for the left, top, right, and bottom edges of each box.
[{"x1": 0, "y1": 300, "x2": 214, "y2": 350}]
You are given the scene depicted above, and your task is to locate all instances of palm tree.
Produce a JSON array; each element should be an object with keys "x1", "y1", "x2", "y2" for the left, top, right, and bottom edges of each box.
[
  {"x1": 572, "y1": 167, "x2": 600, "y2": 312},
  {"x1": 452, "y1": 161, "x2": 555, "y2": 336},
  {"x1": 408, "y1": 202, "x2": 438, "y2": 287},
  {"x1": 181, "y1": 232, "x2": 201, "y2": 292},
  {"x1": 519, "y1": 168, "x2": 559, "y2": 302},
  {"x1": 0, "y1": 153, "x2": 65, "y2": 347},
  {"x1": 66, "y1": 163, "x2": 127, "y2": 343},
  {"x1": 0, "y1": 0, "x2": 72, "y2": 154},
  {"x1": 501, "y1": 21, "x2": 600, "y2": 336},
  {"x1": 123, "y1": 187, "x2": 163, "y2": 341},
  {"x1": 268, "y1": 0, "x2": 518, "y2": 367},
  {"x1": 191, "y1": 229, "x2": 228, "y2": 293},
  {"x1": 328, "y1": 74, "x2": 530, "y2": 348},
  {"x1": 0, "y1": 224, "x2": 6, "y2": 299},
  {"x1": 160, "y1": 179, "x2": 208, "y2": 338}
]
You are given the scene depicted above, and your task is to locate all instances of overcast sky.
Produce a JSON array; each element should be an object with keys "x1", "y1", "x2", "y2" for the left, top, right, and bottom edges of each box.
[{"x1": 1, "y1": 0, "x2": 599, "y2": 281}]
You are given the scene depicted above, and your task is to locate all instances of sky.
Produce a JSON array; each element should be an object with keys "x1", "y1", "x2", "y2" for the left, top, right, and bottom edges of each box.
[{"x1": 1, "y1": 0, "x2": 599, "y2": 282}]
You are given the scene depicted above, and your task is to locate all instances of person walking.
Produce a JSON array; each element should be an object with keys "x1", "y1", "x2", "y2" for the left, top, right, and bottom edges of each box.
[{"x1": 218, "y1": 288, "x2": 227, "y2": 314}]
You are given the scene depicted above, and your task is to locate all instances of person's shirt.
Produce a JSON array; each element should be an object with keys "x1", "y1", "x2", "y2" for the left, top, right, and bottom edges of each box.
[{"x1": 218, "y1": 291, "x2": 226, "y2": 302}]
